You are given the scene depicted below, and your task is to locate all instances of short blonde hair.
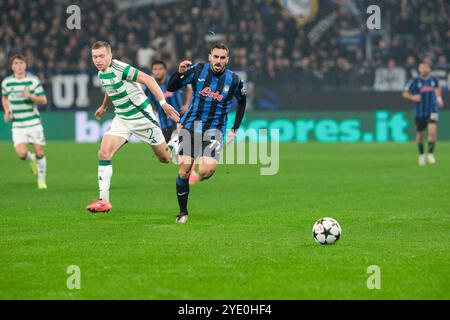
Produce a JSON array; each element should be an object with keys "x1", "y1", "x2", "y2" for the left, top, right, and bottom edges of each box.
[{"x1": 91, "y1": 41, "x2": 111, "y2": 52}]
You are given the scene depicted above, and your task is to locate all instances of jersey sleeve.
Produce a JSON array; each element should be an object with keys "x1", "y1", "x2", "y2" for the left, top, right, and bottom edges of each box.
[
  {"x1": 111, "y1": 59, "x2": 139, "y2": 82},
  {"x1": 234, "y1": 77, "x2": 247, "y2": 101},
  {"x1": 404, "y1": 78, "x2": 417, "y2": 94},
  {"x1": 432, "y1": 76, "x2": 439, "y2": 88},
  {"x1": 1, "y1": 79, "x2": 10, "y2": 97},
  {"x1": 30, "y1": 77, "x2": 45, "y2": 96},
  {"x1": 179, "y1": 64, "x2": 197, "y2": 87}
]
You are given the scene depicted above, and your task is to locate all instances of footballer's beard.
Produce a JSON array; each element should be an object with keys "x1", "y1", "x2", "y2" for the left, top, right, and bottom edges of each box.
[{"x1": 212, "y1": 64, "x2": 225, "y2": 74}]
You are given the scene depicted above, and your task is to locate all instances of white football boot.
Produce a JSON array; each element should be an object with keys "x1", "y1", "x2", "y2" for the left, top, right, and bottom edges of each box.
[
  {"x1": 427, "y1": 153, "x2": 436, "y2": 165},
  {"x1": 175, "y1": 213, "x2": 188, "y2": 224},
  {"x1": 418, "y1": 154, "x2": 426, "y2": 166}
]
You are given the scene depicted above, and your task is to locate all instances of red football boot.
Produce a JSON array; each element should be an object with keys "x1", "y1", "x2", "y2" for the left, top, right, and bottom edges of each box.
[{"x1": 86, "y1": 199, "x2": 112, "y2": 213}]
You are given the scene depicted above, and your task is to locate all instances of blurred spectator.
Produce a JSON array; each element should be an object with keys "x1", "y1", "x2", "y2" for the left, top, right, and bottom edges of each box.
[
  {"x1": 296, "y1": 57, "x2": 318, "y2": 91},
  {"x1": 374, "y1": 59, "x2": 406, "y2": 91},
  {"x1": 405, "y1": 55, "x2": 419, "y2": 80},
  {"x1": 433, "y1": 55, "x2": 449, "y2": 90},
  {"x1": 357, "y1": 60, "x2": 375, "y2": 91},
  {"x1": 0, "y1": 0, "x2": 449, "y2": 92}
]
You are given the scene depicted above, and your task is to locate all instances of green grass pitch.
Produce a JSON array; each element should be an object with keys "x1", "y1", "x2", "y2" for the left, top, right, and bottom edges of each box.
[{"x1": 0, "y1": 141, "x2": 449, "y2": 299}]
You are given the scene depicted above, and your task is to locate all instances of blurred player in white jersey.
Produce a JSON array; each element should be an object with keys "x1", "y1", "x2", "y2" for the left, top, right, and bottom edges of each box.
[{"x1": 1, "y1": 54, "x2": 48, "y2": 189}]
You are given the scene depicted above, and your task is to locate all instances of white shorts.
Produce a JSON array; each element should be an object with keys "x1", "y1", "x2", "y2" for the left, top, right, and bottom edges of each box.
[
  {"x1": 12, "y1": 124, "x2": 46, "y2": 147},
  {"x1": 104, "y1": 116, "x2": 165, "y2": 145}
]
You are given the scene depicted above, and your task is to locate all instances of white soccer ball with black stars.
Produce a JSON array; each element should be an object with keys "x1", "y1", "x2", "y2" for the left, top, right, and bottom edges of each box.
[{"x1": 312, "y1": 217, "x2": 342, "y2": 245}]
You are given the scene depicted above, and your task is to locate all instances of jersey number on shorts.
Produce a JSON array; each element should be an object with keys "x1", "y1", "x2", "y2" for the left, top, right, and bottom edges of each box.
[
  {"x1": 148, "y1": 129, "x2": 157, "y2": 144},
  {"x1": 209, "y1": 139, "x2": 221, "y2": 150}
]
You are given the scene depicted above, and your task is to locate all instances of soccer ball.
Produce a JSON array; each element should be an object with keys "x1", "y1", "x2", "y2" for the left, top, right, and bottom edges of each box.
[{"x1": 312, "y1": 217, "x2": 342, "y2": 245}]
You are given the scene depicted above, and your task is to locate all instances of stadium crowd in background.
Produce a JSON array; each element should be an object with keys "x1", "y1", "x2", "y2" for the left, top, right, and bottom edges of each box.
[{"x1": 1, "y1": 0, "x2": 449, "y2": 91}]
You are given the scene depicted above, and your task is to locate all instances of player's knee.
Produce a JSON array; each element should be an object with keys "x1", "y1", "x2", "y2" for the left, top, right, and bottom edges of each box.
[
  {"x1": 98, "y1": 149, "x2": 112, "y2": 160},
  {"x1": 16, "y1": 150, "x2": 27, "y2": 160},
  {"x1": 158, "y1": 154, "x2": 171, "y2": 164},
  {"x1": 98, "y1": 148, "x2": 112, "y2": 160},
  {"x1": 416, "y1": 134, "x2": 424, "y2": 142},
  {"x1": 35, "y1": 150, "x2": 44, "y2": 158},
  {"x1": 199, "y1": 168, "x2": 215, "y2": 180},
  {"x1": 178, "y1": 171, "x2": 190, "y2": 179},
  {"x1": 178, "y1": 166, "x2": 192, "y2": 179}
]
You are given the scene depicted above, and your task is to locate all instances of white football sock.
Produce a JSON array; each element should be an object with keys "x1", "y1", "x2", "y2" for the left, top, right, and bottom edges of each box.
[
  {"x1": 36, "y1": 156, "x2": 47, "y2": 181},
  {"x1": 98, "y1": 161, "x2": 113, "y2": 202}
]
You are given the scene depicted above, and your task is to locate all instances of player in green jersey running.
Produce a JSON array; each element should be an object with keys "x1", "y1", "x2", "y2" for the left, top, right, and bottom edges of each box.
[
  {"x1": 86, "y1": 41, "x2": 180, "y2": 213},
  {"x1": 1, "y1": 54, "x2": 48, "y2": 190}
]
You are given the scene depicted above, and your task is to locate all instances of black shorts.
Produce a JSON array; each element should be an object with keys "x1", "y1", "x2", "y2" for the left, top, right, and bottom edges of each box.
[
  {"x1": 416, "y1": 113, "x2": 439, "y2": 132},
  {"x1": 162, "y1": 124, "x2": 177, "y2": 143},
  {"x1": 178, "y1": 129, "x2": 223, "y2": 162}
]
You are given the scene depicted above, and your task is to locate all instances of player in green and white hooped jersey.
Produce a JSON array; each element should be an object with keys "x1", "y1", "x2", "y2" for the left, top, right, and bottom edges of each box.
[
  {"x1": 86, "y1": 41, "x2": 180, "y2": 213},
  {"x1": 1, "y1": 54, "x2": 48, "y2": 190}
]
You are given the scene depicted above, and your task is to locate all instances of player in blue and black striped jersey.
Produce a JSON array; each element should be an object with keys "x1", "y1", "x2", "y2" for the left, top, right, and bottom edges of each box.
[
  {"x1": 145, "y1": 60, "x2": 192, "y2": 142},
  {"x1": 167, "y1": 43, "x2": 247, "y2": 223},
  {"x1": 403, "y1": 62, "x2": 444, "y2": 166}
]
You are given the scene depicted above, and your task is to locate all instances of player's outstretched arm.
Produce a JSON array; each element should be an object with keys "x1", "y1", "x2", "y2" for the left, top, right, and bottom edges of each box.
[
  {"x1": 167, "y1": 73, "x2": 183, "y2": 92},
  {"x1": 227, "y1": 79, "x2": 247, "y2": 145},
  {"x1": 403, "y1": 79, "x2": 421, "y2": 102},
  {"x1": 227, "y1": 96, "x2": 247, "y2": 145},
  {"x1": 227, "y1": 79, "x2": 248, "y2": 145},
  {"x1": 2, "y1": 96, "x2": 12, "y2": 122},
  {"x1": 95, "y1": 93, "x2": 110, "y2": 120},
  {"x1": 136, "y1": 71, "x2": 180, "y2": 122},
  {"x1": 167, "y1": 60, "x2": 194, "y2": 92},
  {"x1": 402, "y1": 91, "x2": 421, "y2": 102},
  {"x1": 178, "y1": 60, "x2": 192, "y2": 73},
  {"x1": 435, "y1": 87, "x2": 444, "y2": 108}
]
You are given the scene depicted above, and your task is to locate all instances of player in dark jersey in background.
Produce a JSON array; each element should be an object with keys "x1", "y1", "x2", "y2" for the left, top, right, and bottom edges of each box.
[
  {"x1": 145, "y1": 60, "x2": 192, "y2": 142},
  {"x1": 146, "y1": 61, "x2": 199, "y2": 183},
  {"x1": 403, "y1": 62, "x2": 444, "y2": 166},
  {"x1": 167, "y1": 43, "x2": 247, "y2": 223}
]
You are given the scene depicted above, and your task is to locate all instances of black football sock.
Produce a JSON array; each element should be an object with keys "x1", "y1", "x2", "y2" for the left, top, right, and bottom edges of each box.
[
  {"x1": 418, "y1": 144, "x2": 424, "y2": 155},
  {"x1": 428, "y1": 142, "x2": 435, "y2": 154},
  {"x1": 176, "y1": 175, "x2": 189, "y2": 215}
]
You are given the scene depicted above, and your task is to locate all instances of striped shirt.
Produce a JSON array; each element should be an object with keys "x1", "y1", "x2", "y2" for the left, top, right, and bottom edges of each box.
[
  {"x1": 98, "y1": 59, "x2": 157, "y2": 125},
  {"x1": 145, "y1": 76, "x2": 184, "y2": 129},
  {"x1": 174, "y1": 63, "x2": 246, "y2": 136},
  {"x1": 405, "y1": 76, "x2": 439, "y2": 117},
  {"x1": 1, "y1": 73, "x2": 45, "y2": 129}
]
